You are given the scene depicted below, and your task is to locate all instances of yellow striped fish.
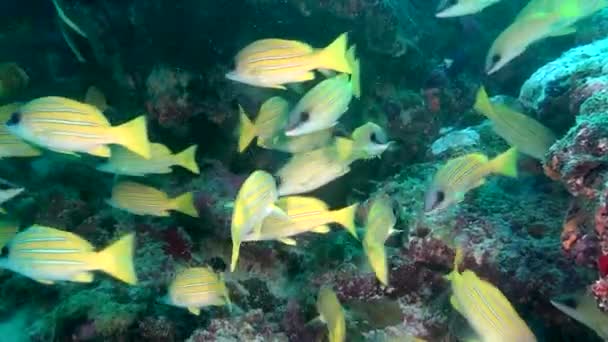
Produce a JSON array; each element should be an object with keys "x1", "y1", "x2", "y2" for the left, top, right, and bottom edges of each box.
[
  {"x1": 107, "y1": 181, "x2": 198, "y2": 218},
  {"x1": 551, "y1": 291, "x2": 608, "y2": 340},
  {"x1": 0, "y1": 103, "x2": 41, "y2": 158},
  {"x1": 162, "y1": 266, "x2": 231, "y2": 315},
  {"x1": 349, "y1": 122, "x2": 392, "y2": 162},
  {"x1": 230, "y1": 170, "x2": 284, "y2": 272},
  {"x1": 0, "y1": 218, "x2": 18, "y2": 250},
  {"x1": 238, "y1": 97, "x2": 290, "y2": 153},
  {"x1": 258, "y1": 128, "x2": 334, "y2": 153},
  {"x1": 6, "y1": 96, "x2": 151, "y2": 158},
  {"x1": 474, "y1": 87, "x2": 556, "y2": 160},
  {"x1": 363, "y1": 195, "x2": 398, "y2": 285},
  {"x1": 424, "y1": 148, "x2": 518, "y2": 213},
  {"x1": 0, "y1": 225, "x2": 137, "y2": 285},
  {"x1": 242, "y1": 196, "x2": 359, "y2": 245},
  {"x1": 446, "y1": 248, "x2": 536, "y2": 342},
  {"x1": 226, "y1": 33, "x2": 352, "y2": 89},
  {"x1": 317, "y1": 286, "x2": 346, "y2": 342},
  {"x1": 97, "y1": 143, "x2": 199, "y2": 176}
]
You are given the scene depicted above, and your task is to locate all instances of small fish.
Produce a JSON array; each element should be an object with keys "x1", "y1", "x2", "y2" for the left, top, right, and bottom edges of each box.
[
  {"x1": 242, "y1": 196, "x2": 359, "y2": 244},
  {"x1": 0, "y1": 103, "x2": 41, "y2": 158},
  {"x1": 551, "y1": 291, "x2": 608, "y2": 340},
  {"x1": 230, "y1": 170, "x2": 285, "y2": 271},
  {"x1": 6, "y1": 97, "x2": 151, "y2": 158},
  {"x1": 238, "y1": 97, "x2": 290, "y2": 152},
  {"x1": 474, "y1": 87, "x2": 556, "y2": 160},
  {"x1": 97, "y1": 143, "x2": 199, "y2": 176},
  {"x1": 0, "y1": 63, "x2": 29, "y2": 99},
  {"x1": 436, "y1": 0, "x2": 503, "y2": 18},
  {"x1": 424, "y1": 148, "x2": 518, "y2": 212},
  {"x1": 317, "y1": 286, "x2": 346, "y2": 342},
  {"x1": 0, "y1": 225, "x2": 137, "y2": 285},
  {"x1": 363, "y1": 195, "x2": 399, "y2": 285},
  {"x1": 349, "y1": 122, "x2": 392, "y2": 162},
  {"x1": 0, "y1": 218, "x2": 18, "y2": 250},
  {"x1": 162, "y1": 266, "x2": 231, "y2": 315},
  {"x1": 108, "y1": 181, "x2": 199, "y2": 218},
  {"x1": 446, "y1": 248, "x2": 536, "y2": 342},
  {"x1": 226, "y1": 33, "x2": 351, "y2": 89},
  {"x1": 258, "y1": 128, "x2": 334, "y2": 154}
]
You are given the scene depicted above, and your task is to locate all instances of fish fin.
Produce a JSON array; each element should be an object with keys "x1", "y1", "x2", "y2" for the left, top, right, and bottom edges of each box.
[
  {"x1": 96, "y1": 233, "x2": 138, "y2": 285},
  {"x1": 172, "y1": 192, "x2": 199, "y2": 218},
  {"x1": 489, "y1": 147, "x2": 518, "y2": 177},
  {"x1": 311, "y1": 225, "x2": 331, "y2": 234},
  {"x1": 112, "y1": 116, "x2": 151, "y2": 159},
  {"x1": 71, "y1": 272, "x2": 94, "y2": 283},
  {"x1": 175, "y1": 145, "x2": 199, "y2": 174},
  {"x1": 549, "y1": 26, "x2": 577, "y2": 37},
  {"x1": 238, "y1": 104, "x2": 257, "y2": 153},
  {"x1": 334, "y1": 137, "x2": 354, "y2": 162},
  {"x1": 346, "y1": 45, "x2": 361, "y2": 98},
  {"x1": 87, "y1": 145, "x2": 111, "y2": 158},
  {"x1": 278, "y1": 237, "x2": 297, "y2": 245},
  {"x1": 270, "y1": 204, "x2": 289, "y2": 219},
  {"x1": 473, "y1": 86, "x2": 496, "y2": 119},
  {"x1": 188, "y1": 307, "x2": 201, "y2": 316},
  {"x1": 316, "y1": 32, "x2": 351, "y2": 74},
  {"x1": 252, "y1": 221, "x2": 263, "y2": 238},
  {"x1": 51, "y1": 0, "x2": 87, "y2": 38},
  {"x1": 34, "y1": 279, "x2": 55, "y2": 285},
  {"x1": 84, "y1": 86, "x2": 108, "y2": 111},
  {"x1": 450, "y1": 295, "x2": 463, "y2": 314},
  {"x1": 332, "y1": 203, "x2": 358, "y2": 239},
  {"x1": 365, "y1": 243, "x2": 388, "y2": 285},
  {"x1": 453, "y1": 246, "x2": 464, "y2": 272},
  {"x1": 230, "y1": 240, "x2": 241, "y2": 272}
]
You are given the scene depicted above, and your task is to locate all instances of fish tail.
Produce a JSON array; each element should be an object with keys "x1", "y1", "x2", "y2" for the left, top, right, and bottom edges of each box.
[
  {"x1": 175, "y1": 145, "x2": 200, "y2": 174},
  {"x1": 333, "y1": 203, "x2": 359, "y2": 239},
  {"x1": 317, "y1": 33, "x2": 351, "y2": 74},
  {"x1": 112, "y1": 115, "x2": 151, "y2": 159},
  {"x1": 230, "y1": 240, "x2": 241, "y2": 272},
  {"x1": 364, "y1": 242, "x2": 388, "y2": 285},
  {"x1": 489, "y1": 147, "x2": 518, "y2": 177},
  {"x1": 473, "y1": 86, "x2": 496, "y2": 119},
  {"x1": 346, "y1": 45, "x2": 361, "y2": 98},
  {"x1": 172, "y1": 192, "x2": 199, "y2": 218},
  {"x1": 96, "y1": 233, "x2": 138, "y2": 285},
  {"x1": 238, "y1": 105, "x2": 256, "y2": 153}
]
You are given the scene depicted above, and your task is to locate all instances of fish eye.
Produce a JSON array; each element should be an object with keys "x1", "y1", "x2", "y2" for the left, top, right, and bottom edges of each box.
[
  {"x1": 491, "y1": 54, "x2": 501, "y2": 64},
  {"x1": 436, "y1": 191, "x2": 445, "y2": 204},
  {"x1": 370, "y1": 132, "x2": 379, "y2": 144},
  {"x1": 299, "y1": 112, "x2": 310, "y2": 123},
  {"x1": 6, "y1": 112, "x2": 21, "y2": 126},
  {"x1": 0, "y1": 246, "x2": 8, "y2": 257}
]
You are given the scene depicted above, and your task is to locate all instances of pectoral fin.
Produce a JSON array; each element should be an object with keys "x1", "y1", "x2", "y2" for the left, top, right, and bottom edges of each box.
[
  {"x1": 188, "y1": 307, "x2": 201, "y2": 315},
  {"x1": 311, "y1": 225, "x2": 331, "y2": 234},
  {"x1": 278, "y1": 238, "x2": 297, "y2": 245}
]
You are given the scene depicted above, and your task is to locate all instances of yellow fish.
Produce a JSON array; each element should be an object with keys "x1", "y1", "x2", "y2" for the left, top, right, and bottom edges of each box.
[
  {"x1": 0, "y1": 218, "x2": 18, "y2": 250},
  {"x1": 0, "y1": 225, "x2": 137, "y2": 285},
  {"x1": 230, "y1": 170, "x2": 285, "y2": 271},
  {"x1": 0, "y1": 63, "x2": 29, "y2": 99},
  {"x1": 226, "y1": 33, "x2": 352, "y2": 89},
  {"x1": 317, "y1": 286, "x2": 346, "y2": 342},
  {"x1": 551, "y1": 291, "x2": 608, "y2": 340},
  {"x1": 363, "y1": 195, "x2": 399, "y2": 285},
  {"x1": 258, "y1": 128, "x2": 334, "y2": 154},
  {"x1": 436, "y1": 0, "x2": 503, "y2": 18},
  {"x1": 238, "y1": 97, "x2": 290, "y2": 153},
  {"x1": 97, "y1": 143, "x2": 199, "y2": 176},
  {"x1": 446, "y1": 248, "x2": 536, "y2": 342},
  {"x1": 474, "y1": 87, "x2": 556, "y2": 160},
  {"x1": 6, "y1": 96, "x2": 151, "y2": 158},
  {"x1": 162, "y1": 266, "x2": 231, "y2": 315},
  {"x1": 424, "y1": 148, "x2": 518, "y2": 213},
  {"x1": 242, "y1": 196, "x2": 359, "y2": 244},
  {"x1": 0, "y1": 103, "x2": 41, "y2": 158},
  {"x1": 349, "y1": 122, "x2": 392, "y2": 162},
  {"x1": 107, "y1": 181, "x2": 198, "y2": 218}
]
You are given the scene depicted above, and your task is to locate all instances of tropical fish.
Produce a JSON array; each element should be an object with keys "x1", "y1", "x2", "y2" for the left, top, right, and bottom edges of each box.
[
  {"x1": 6, "y1": 96, "x2": 151, "y2": 158},
  {"x1": 0, "y1": 225, "x2": 137, "y2": 285},
  {"x1": 162, "y1": 266, "x2": 231, "y2": 316},
  {"x1": 242, "y1": 196, "x2": 359, "y2": 244},
  {"x1": 0, "y1": 63, "x2": 29, "y2": 99},
  {"x1": 363, "y1": 195, "x2": 399, "y2": 285},
  {"x1": 349, "y1": 122, "x2": 392, "y2": 162},
  {"x1": 97, "y1": 143, "x2": 199, "y2": 176},
  {"x1": 257, "y1": 128, "x2": 334, "y2": 154},
  {"x1": 446, "y1": 248, "x2": 536, "y2": 342},
  {"x1": 0, "y1": 103, "x2": 41, "y2": 158},
  {"x1": 436, "y1": 0, "x2": 503, "y2": 18},
  {"x1": 107, "y1": 181, "x2": 198, "y2": 218},
  {"x1": 230, "y1": 170, "x2": 285, "y2": 272},
  {"x1": 424, "y1": 148, "x2": 518, "y2": 212},
  {"x1": 226, "y1": 33, "x2": 351, "y2": 89},
  {"x1": 551, "y1": 291, "x2": 608, "y2": 340},
  {"x1": 474, "y1": 87, "x2": 556, "y2": 160},
  {"x1": 238, "y1": 97, "x2": 290, "y2": 152},
  {"x1": 0, "y1": 218, "x2": 18, "y2": 250},
  {"x1": 317, "y1": 286, "x2": 346, "y2": 342}
]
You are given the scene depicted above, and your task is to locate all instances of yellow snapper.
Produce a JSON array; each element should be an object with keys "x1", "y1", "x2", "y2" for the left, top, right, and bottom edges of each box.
[
  {"x1": 162, "y1": 266, "x2": 231, "y2": 315},
  {"x1": 424, "y1": 148, "x2": 518, "y2": 213},
  {"x1": 230, "y1": 170, "x2": 285, "y2": 272},
  {"x1": 363, "y1": 195, "x2": 399, "y2": 285},
  {"x1": 436, "y1": 0, "x2": 503, "y2": 18},
  {"x1": 474, "y1": 87, "x2": 556, "y2": 160},
  {"x1": 446, "y1": 248, "x2": 536, "y2": 342},
  {"x1": 238, "y1": 96, "x2": 290, "y2": 152},
  {"x1": 258, "y1": 128, "x2": 334, "y2": 154},
  {"x1": 242, "y1": 196, "x2": 359, "y2": 244},
  {"x1": 0, "y1": 225, "x2": 137, "y2": 285},
  {"x1": 317, "y1": 286, "x2": 346, "y2": 342},
  {"x1": 349, "y1": 122, "x2": 392, "y2": 162},
  {"x1": 0, "y1": 218, "x2": 18, "y2": 250},
  {"x1": 6, "y1": 96, "x2": 151, "y2": 158},
  {"x1": 0, "y1": 103, "x2": 41, "y2": 158},
  {"x1": 108, "y1": 181, "x2": 199, "y2": 218},
  {"x1": 551, "y1": 291, "x2": 608, "y2": 340},
  {"x1": 0, "y1": 63, "x2": 29, "y2": 99},
  {"x1": 97, "y1": 143, "x2": 199, "y2": 176},
  {"x1": 226, "y1": 33, "x2": 352, "y2": 89},
  {"x1": 284, "y1": 47, "x2": 360, "y2": 137}
]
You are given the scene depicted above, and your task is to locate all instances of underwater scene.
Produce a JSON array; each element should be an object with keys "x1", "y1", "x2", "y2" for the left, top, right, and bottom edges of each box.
[{"x1": 3, "y1": 0, "x2": 608, "y2": 341}]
